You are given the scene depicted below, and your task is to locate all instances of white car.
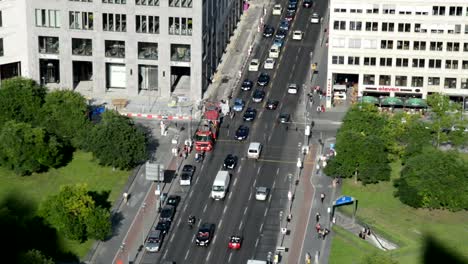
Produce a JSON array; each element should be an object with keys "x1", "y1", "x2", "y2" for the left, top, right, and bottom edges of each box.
[
  {"x1": 264, "y1": 58, "x2": 276, "y2": 69},
  {"x1": 269, "y1": 45, "x2": 280, "y2": 58},
  {"x1": 249, "y1": 59, "x2": 260, "y2": 71},
  {"x1": 255, "y1": 187, "x2": 269, "y2": 201},
  {"x1": 272, "y1": 4, "x2": 282, "y2": 15},
  {"x1": 287, "y1": 83, "x2": 298, "y2": 94},
  {"x1": 292, "y1": 30, "x2": 303, "y2": 40},
  {"x1": 310, "y1": 12, "x2": 320, "y2": 24}
]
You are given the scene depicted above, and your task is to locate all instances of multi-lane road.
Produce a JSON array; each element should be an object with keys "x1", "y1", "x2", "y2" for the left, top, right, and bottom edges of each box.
[{"x1": 141, "y1": 1, "x2": 332, "y2": 263}]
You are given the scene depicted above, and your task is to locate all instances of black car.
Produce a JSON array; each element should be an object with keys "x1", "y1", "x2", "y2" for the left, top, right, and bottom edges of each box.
[
  {"x1": 235, "y1": 125, "x2": 249, "y2": 141},
  {"x1": 266, "y1": 100, "x2": 279, "y2": 110},
  {"x1": 279, "y1": 113, "x2": 290, "y2": 123},
  {"x1": 275, "y1": 29, "x2": 287, "y2": 39},
  {"x1": 252, "y1": 89, "x2": 266, "y2": 103},
  {"x1": 167, "y1": 195, "x2": 180, "y2": 208},
  {"x1": 287, "y1": 3, "x2": 297, "y2": 13},
  {"x1": 160, "y1": 206, "x2": 175, "y2": 222},
  {"x1": 257, "y1": 73, "x2": 270, "y2": 86},
  {"x1": 263, "y1": 25, "x2": 275, "y2": 37},
  {"x1": 241, "y1": 79, "x2": 253, "y2": 91},
  {"x1": 303, "y1": 0, "x2": 312, "y2": 8},
  {"x1": 223, "y1": 154, "x2": 238, "y2": 170},
  {"x1": 196, "y1": 223, "x2": 215, "y2": 246},
  {"x1": 243, "y1": 108, "x2": 257, "y2": 121},
  {"x1": 155, "y1": 220, "x2": 171, "y2": 234}
]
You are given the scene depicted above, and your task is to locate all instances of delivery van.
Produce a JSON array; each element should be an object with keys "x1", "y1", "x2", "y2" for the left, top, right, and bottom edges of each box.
[
  {"x1": 247, "y1": 142, "x2": 262, "y2": 159},
  {"x1": 211, "y1": 170, "x2": 230, "y2": 200}
]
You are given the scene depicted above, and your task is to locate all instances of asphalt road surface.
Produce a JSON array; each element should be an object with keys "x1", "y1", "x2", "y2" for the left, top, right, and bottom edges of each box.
[{"x1": 141, "y1": 1, "x2": 329, "y2": 263}]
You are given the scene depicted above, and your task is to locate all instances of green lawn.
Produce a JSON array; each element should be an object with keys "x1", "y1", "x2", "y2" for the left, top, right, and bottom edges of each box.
[
  {"x1": 329, "y1": 161, "x2": 468, "y2": 264},
  {"x1": 0, "y1": 151, "x2": 130, "y2": 258}
]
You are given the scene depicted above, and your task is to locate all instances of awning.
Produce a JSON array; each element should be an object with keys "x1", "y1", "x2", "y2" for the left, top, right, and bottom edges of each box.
[
  {"x1": 380, "y1": 97, "x2": 404, "y2": 106},
  {"x1": 361, "y1": 96, "x2": 380, "y2": 105},
  {"x1": 404, "y1": 98, "x2": 428, "y2": 108}
]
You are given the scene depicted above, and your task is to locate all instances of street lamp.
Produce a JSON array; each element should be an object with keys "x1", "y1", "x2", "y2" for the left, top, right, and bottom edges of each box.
[{"x1": 288, "y1": 174, "x2": 293, "y2": 214}]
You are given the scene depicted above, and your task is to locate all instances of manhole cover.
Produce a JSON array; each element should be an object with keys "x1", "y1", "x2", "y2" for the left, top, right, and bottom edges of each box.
[{"x1": 222, "y1": 77, "x2": 230, "y2": 83}]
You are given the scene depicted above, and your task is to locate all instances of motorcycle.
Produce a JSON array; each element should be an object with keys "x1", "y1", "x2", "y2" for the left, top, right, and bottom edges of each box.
[
  {"x1": 188, "y1": 216, "x2": 196, "y2": 229},
  {"x1": 195, "y1": 152, "x2": 204, "y2": 163}
]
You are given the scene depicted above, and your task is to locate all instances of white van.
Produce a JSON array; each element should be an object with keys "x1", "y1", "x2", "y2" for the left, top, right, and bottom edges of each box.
[
  {"x1": 247, "y1": 142, "x2": 262, "y2": 159},
  {"x1": 269, "y1": 45, "x2": 280, "y2": 58},
  {"x1": 211, "y1": 171, "x2": 230, "y2": 200}
]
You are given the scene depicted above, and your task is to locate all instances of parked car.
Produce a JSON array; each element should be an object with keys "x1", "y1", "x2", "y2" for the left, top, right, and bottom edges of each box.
[
  {"x1": 257, "y1": 73, "x2": 270, "y2": 86},
  {"x1": 273, "y1": 37, "x2": 285, "y2": 48},
  {"x1": 252, "y1": 89, "x2": 266, "y2": 103},
  {"x1": 263, "y1": 25, "x2": 275, "y2": 37},
  {"x1": 241, "y1": 79, "x2": 253, "y2": 91},
  {"x1": 233, "y1": 98, "x2": 245, "y2": 112},
  {"x1": 249, "y1": 59, "x2": 260, "y2": 71},
  {"x1": 264, "y1": 58, "x2": 276, "y2": 69}
]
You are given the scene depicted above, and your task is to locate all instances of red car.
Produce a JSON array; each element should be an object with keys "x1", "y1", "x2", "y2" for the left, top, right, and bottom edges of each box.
[
  {"x1": 285, "y1": 11, "x2": 295, "y2": 22},
  {"x1": 228, "y1": 236, "x2": 242, "y2": 249}
]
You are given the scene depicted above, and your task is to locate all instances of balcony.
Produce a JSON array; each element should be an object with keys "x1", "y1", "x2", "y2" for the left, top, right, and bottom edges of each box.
[{"x1": 38, "y1": 36, "x2": 59, "y2": 54}]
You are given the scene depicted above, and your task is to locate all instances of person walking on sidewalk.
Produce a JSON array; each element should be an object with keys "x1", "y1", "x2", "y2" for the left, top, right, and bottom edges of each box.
[
  {"x1": 315, "y1": 212, "x2": 320, "y2": 223},
  {"x1": 320, "y1": 193, "x2": 326, "y2": 203}
]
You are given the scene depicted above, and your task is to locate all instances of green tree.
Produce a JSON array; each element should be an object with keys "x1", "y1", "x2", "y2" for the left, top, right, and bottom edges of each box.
[
  {"x1": 0, "y1": 77, "x2": 46, "y2": 125},
  {"x1": 86, "y1": 111, "x2": 148, "y2": 169},
  {"x1": 362, "y1": 252, "x2": 398, "y2": 264},
  {"x1": 86, "y1": 206, "x2": 112, "y2": 241},
  {"x1": 40, "y1": 90, "x2": 91, "y2": 148},
  {"x1": 426, "y1": 93, "x2": 461, "y2": 147},
  {"x1": 18, "y1": 249, "x2": 54, "y2": 264},
  {"x1": 0, "y1": 121, "x2": 64, "y2": 175}
]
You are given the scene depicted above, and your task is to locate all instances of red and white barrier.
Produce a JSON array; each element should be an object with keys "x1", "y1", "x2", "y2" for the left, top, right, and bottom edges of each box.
[{"x1": 122, "y1": 112, "x2": 193, "y2": 120}]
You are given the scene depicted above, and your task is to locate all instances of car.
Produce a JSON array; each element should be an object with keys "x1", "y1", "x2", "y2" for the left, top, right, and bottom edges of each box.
[
  {"x1": 279, "y1": 113, "x2": 290, "y2": 123},
  {"x1": 155, "y1": 220, "x2": 171, "y2": 235},
  {"x1": 292, "y1": 30, "x2": 303, "y2": 40},
  {"x1": 252, "y1": 89, "x2": 266, "y2": 103},
  {"x1": 264, "y1": 58, "x2": 276, "y2": 69},
  {"x1": 228, "y1": 236, "x2": 242, "y2": 249},
  {"x1": 269, "y1": 45, "x2": 280, "y2": 58},
  {"x1": 272, "y1": 4, "x2": 282, "y2": 15},
  {"x1": 266, "y1": 100, "x2": 279, "y2": 110},
  {"x1": 275, "y1": 29, "x2": 287, "y2": 39},
  {"x1": 285, "y1": 11, "x2": 295, "y2": 22},
  {"x1": 257, "y1": 73, "x2": 270, "y2": 86},
  {"x1": 196, "y1": 223, "x2": 215, "y2": 246},
  {"x1": 273, "y1": 37, "x2": 284, "y2": 48},
  {"x1": 287, "y1": 3, "x2": 297, "y2": 13},
  {"x1": 180, "y1": 164, "x2": 195, "y2": 186},
  {"x1": 311, "y1": 12, "x2": 320, "y2": 24},
  {"x1": 287, "y1": 83, "x2": 298, "y2": 94},
  {"x1": 145, "y1": 230, "x2": 164, "y2": 252},
  {"x1": 303, "y1": 0, "x2": 312, "y2": 8},
  {"x1": 289, "y1": 0, "x2": 298, "y2": 4},
  {"x1": 255, "y1": 187, "x2": 269, "y2": 201},
  {"x1": 279, "y1": 20, "x2": 290, "y2": 31},
  {"x1": 223, "y1": 154, "x2": 238, "y2": 170},
  {"x1": 233, "y1": 98, "x2": 245, "y2": 112},
  {"x1": 243, "y1": 107, "x2": 257, "y2": 121},
  {"x1": 166, "y1": 195, "x2": 180, "y2": 207},
  {"x1": 235, "y1": 125, "x2": 249, "y2": 141},
  {"x1": 263, "y1": 25, "x2": 275, "y2": 37},
  {"x1": 249, "y1": 59, "x2": 260, "y2": 71},
  {"x1": 160, "y1": 206, "x2": 175, "y2": 222},
  {"x1": 241, "y1": 79, "x2": 253, "y2": 91}
]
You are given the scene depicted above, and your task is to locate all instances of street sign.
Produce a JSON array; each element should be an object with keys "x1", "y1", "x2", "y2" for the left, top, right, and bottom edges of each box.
[
  {"x1": 334, "y1": 195, "x2": 353, "y2": 206},
  {"x1": 146, "y1": 162, "x2": 164, "y2": 181}
]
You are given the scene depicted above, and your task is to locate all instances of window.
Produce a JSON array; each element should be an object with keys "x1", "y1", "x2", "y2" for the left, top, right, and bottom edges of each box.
[
  {"x1": 379, "y1": 58, "x2": 392, "y2": 66},
  {"x1": 411, "y1": 77, "x2": 424, "y2": 87},
  {"x1": 332, "y1": 38, "x2": 345, "y2": 48},
  {"x1": 383, "y1": 5, "x2": 395, "y2": 14},
  {"x1": 136, "y1": 0, "x2": 159, "y2": 5},
  {"x1": 332, "y1": 56, "x2": 344, "y2": 64},
  {"x1": 429, "y1": 41, "x2": 443, "y2": 51},
  {"x1": 365, "y1": 22, "x2": 378, "y2": 31},
  {"x1": 350, "y1": 9, "x2": 362, "y2": 13},
  {"x1": 461, "y1": 78, "x2": 468, "y2": 89},
  {"x1": 428, "y1": 77, "x2": 440, "y2": 85},
  {"x1": 348, "y1": 56, "x2": 360, "y2": 65},
  {"x1": 379, "y1": 75, "x2": 391, "y2": 85},
  {"x1": 69, "y1": 11, "x2": 93, "y2": 30},
  {"x1": 138, "y1": 42, "x2": 158, "y2": 60},
  {"x1": 414, "y1": 23, "x2": 427, "y2": 33},
  {"x1": 349, "y1": 21, "x2": 362, "y2": 31},
  {"x1": 334, "y1": 8, "x2": 347, "y2": 13},
  {"x1": 171, "y1": 44, "x2": 190, "y2": 62},
  {"x1": 381, "y1": 22, "x2": 394, "y2": 32},
  {"x1": 348, "y1": 39, "x2": 361, "y2": 48},
  {"x1": 449, "y1": 6, "x2": 462, "y2": 16},
  {"x1": 381, "y1": 40, "x2": 393, "y2": 49},
  {"x1": 136, "y1": 15, "x2": 160, "y2": 34},
  {"x1": 432, "y1": 6, "x2": 446, "y2": 16},
  {"x1": 413, "y1": 41, "x2": 426, "y2": 50},
  {"x1": 105, "y1": 40, "x2": 125, "y2": 58},
  {"x1": 397, "y1": 23, "x2": 411, "y2": 32},
  {"x1": 169, "y1": 17, "x2": 193, "y2": 35},
  {"x1": 446, "y1": 42, "x2": 460, "y2": 52},
  {"x1": 444, "y1": 78, "x2": 457, "y2": 89},
  {"x1": 364, "y1": 57, "x2": 376, "y2": 66},
  {"x1": 333, "y1": 21, "x2": 346, "y2": 30},
  {"x1": 396, "y1": 58, "x2": 409, "y2": 67},
  {"x1": 38, "y1": 36, "x2": 59, "y2": 54},
  {"x1": 464, "y1": 43, "x2": 468, "y2": 52},
  {"x1": 366, "y1": 6, "x2": 379, "y2": 14},
  {"x1": 69, "y1": 0, "x2": 93, "y2": 2},
  {"x1": 102, "y1": 0, "x2": 126, "y2": 3},
  {"x1": 445, "y1": 60, "x2": 459, "y2": 69},
  {"x1": 395, "y1": 76, "x2": 407, "y2": 86},
  {"x1": 0, "y1": 11, "x2": 2, "y2": 27},
  {"x1": 103, "y1": 13, "x2": 126, "y2": 32},
  {"x1": 72, "y1": 38, "x2": 92, "y2": 56},
  {"x1": 397, "y1": 40, "x2": 410, "y2": 50},
  {"x1": 412, "y1": 59, "x2": 425, "y2": 68},
  {"x1": 363, "y1": 74, "x2": 375, "y2": 85},
  {"x1": 415, "y1": 11, "x2": 429, "y2": 16},
  {"x1": 428, "y1": 59, "x2": 442, "y2": 68},
  {"x1": 0, "y1": 38, "x2": 3, "y2": 56},
  {"x1": 35, "y1": 9, "x2": 60, "y2": 28},
  {"x1": 170, "y1": 0, "x2": 192, "y2": 7},
  {"x1": 362, "y1": 39, "x2": 377, "y2": 49}
]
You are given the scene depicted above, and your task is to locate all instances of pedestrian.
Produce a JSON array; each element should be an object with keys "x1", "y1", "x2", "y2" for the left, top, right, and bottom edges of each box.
[
  {"x1": 123, "y1": 192, "x2": 129, "y2": 204},
  {"x1": 315, "y1": 223, "x2": 321, "y2": 233},
  {"x1": 320, "y1": 193, "x2": 325, "y2": 203},
  {"x1": 321, "y1": 105, "x2": 325, "y2": 112},
  {"x1": 315, "y1": 212, "x2": 320, "y2": 223},
  {"x1": 316, "y1": 106, "x2": 321, "y2": 113},
  {"x1": 183, "y1": 151, "x2": 188, "y2": 159},
  {"x1": 367, "y1": 227, "x2": 371, "y2": 236}
]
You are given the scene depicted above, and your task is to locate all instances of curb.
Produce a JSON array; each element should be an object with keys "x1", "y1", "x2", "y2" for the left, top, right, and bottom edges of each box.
[{"x1": 122, "y1": 112, "x2": 193, "y2": 120}]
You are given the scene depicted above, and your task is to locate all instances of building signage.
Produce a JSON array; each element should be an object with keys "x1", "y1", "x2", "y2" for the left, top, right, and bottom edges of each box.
[
  {"x1": 365, "y1": 86, "x2": 401, "y2": 92},
  {"x1": 326, "y1": 79, "x2": 332, "y2": 96}
]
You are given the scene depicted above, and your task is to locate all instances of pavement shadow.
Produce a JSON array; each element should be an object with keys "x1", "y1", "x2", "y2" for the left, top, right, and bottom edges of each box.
[
  {"x1": 136, "y1": 123, "x2": 160, "y2": 161},
  {"x1": 110, "y1": 211, "x2": 125, "y2": 239},
  {"x1": 164, "y1": 169, "x2": 176, "y2": 183},
  {"x1": 88, "y1": 190, "x2": 112, "y2": 210}
]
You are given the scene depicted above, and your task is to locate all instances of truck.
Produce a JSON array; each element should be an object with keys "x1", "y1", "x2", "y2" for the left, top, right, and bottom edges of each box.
[
  {"x1": 194, "y1": 102, "x2": 220, "y2": 152},
  {"x1": 247, "y1": 260, "x2": 267, "y2": 264},
  {"x1": 211, "y1": 170, "x2": 230, "y2": 200}
]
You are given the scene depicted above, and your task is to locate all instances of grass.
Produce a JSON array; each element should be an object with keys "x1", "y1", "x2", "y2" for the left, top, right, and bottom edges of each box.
[
  {"x1": 0, "y1": 151, "x2": 130, "y2": 258},
  {"x1": 329, "y1": 158, "x2": 468, "y2": 264},
  {"x1": 329, "y1": 225, "x2": 380, "y2": 264}
]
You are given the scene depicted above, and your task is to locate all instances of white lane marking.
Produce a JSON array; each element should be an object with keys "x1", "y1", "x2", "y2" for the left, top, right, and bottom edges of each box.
[
  {"x1": 227, "y1": 130, "x2": 230, "y2": 136},
  {"x1": 203, "y1": 204, "x2": 208, "y2": 213},
  {"x1": 233, "y1": 177, "x2": 238, "y2": 187},
  {"x1": 249, "y1": 191, "x2": 253, "y2": 201},
  {"x1": 276, "y1": 168, "x2": 280, "y2": 175},
  {"x1": 255, "y1": 238, "x2": 260, "y2": 247},
  {"x1": 184, "y1": 250, "x2": 190, "y2": 260},
  {"x1": 272, "y1": 180, "x2": 276, "y2": 189},
  {"x1": 223, "y1": 206, "x2": 227, "y2": 215},
  {"x1": 228, "y1": 192, "x2": 233, "y2": 200},
  {"x1": 258, "y1": 110, "x2": 264, "y2": 119},
  {"x1": 176, "y1": 217, "x2": 181, "y2": 228},
  {"x1": 170, "y1": 233, "x2": 175, "y2": 243},
  {"x1": 260, "y1": 223, "x2": 264, "y2": 232},
  {"x1": 264, "y1": 207, "x2": 268, "y2": 217},
  {"x1": 219, "y1": 218, "x2": 224, "y2": 229},
  {"x1": 163, "y1": 249, "x2": 168, "y2": 259},
  {"x1": 268, "y1": 194, "x2": 272, "y2": 203},
  {"x1": 206, "y1": 251, "x2": 212, "y2": 262},
  {"x1": 257, "y1": 167, "x2": 261, "y2": 174},
  {"x1": 239, "y1": 220, "x2": 243, "y2": 230},
  {"x1": 228, "y1": 252, "x2": 233, "y2": 262},
  {"x1": 195, "y1": 176, "x2": 200, "y2": 185},
  {"x1": 201, "y1": 163, "x2": 205, "y2": 171},
  {"x1": 253, "y1": 179, "x2": 257, "y2": 187},
  {"x1": 183, "y1": 203, "x2": 188, "y2": 212},
  {"x1": 237, "y1": 164, "x2": 242, "y2": 173},
  {"x1": 188, "y1": 190, "x2": 193, "y2": 199},
  {"x1": 283, "y1": 176, "x2": 287, "y2": 182},
  {"x1": 243, "y1": 206, "x2": 248, "y2": 215},
  {"x1": 268, "y1": 133, "x2": 273, "y2": 141}
]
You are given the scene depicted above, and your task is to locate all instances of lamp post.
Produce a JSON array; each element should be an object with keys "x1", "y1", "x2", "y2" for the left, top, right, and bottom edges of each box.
[{"x1": 288, "y1": 174, "x2": 293, "y2": 214}]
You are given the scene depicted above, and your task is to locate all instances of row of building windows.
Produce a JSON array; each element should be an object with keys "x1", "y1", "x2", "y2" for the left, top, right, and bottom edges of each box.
[
  {"x1": 68, "y1": 0, "x2": 192, "y2": 7},
  {"x1": 35, "y1": 10, "x2": 193, "y2": 35},
  {"x1": 333, "y1": 38, "x2": 468, "y2": 52},
  {"x1": 333, "y1": 20, "x2": 468, "y2": 34},
  {"x1": 362, "y1": 74, "x2": 467, "y2": 89},
  {"x1": 333, "y1": 5, "x2": 468, "y2": 16},
  {"x1": 332, "y1": 55, "x2": 468, "y2": 70},
  {"x1": 36, "y1": 36, "x2": 190, "y2": 62}
]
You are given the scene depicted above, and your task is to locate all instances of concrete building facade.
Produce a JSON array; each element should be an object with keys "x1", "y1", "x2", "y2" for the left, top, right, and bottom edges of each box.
[
  {"x1": 327, "y1": 0, "x2": 468, "y2": 107},
  {"x1": 0, "y1": 0, "x2": 243, "y2": 102}
]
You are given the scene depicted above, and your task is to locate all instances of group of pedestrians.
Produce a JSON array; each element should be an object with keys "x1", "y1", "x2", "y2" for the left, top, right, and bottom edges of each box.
[{"x1": 358, "y1": 227, "x2": 372, "y2": 240}]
